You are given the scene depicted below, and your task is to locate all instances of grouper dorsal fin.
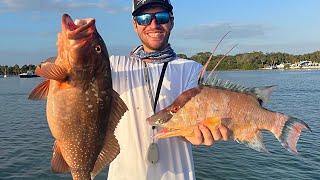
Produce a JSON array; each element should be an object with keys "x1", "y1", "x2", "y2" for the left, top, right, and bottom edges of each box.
[
  {"x1": 204, "y1": 76, "x2": 276, "y2": 104},
  {"x1": 91, "y1": 89, "x2": 128, "y2": 179}
]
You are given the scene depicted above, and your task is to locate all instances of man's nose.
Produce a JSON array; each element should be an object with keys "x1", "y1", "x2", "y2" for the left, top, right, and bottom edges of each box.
[{"x1": 149, "y1": 18, "x2": 160, "y2": 28}]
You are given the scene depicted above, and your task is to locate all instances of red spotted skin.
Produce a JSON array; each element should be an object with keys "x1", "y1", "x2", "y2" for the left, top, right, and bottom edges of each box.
[
  {"x1": 47, "y1": 77, "x2": 111, "y2": 174},
  {"x1": 46, "y1": 14, "x2": 113, "y2": 178}
]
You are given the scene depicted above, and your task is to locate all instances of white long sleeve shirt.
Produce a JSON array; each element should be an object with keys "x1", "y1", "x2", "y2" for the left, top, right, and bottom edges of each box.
[{"x1": 107, "y1": 55, "x2": 202, "y2": 180}]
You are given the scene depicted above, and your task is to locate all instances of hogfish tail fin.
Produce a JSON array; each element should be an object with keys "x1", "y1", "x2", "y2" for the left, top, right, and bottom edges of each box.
[{"x1": 272, "y1": 115, "x2": 311, "y2": 154}]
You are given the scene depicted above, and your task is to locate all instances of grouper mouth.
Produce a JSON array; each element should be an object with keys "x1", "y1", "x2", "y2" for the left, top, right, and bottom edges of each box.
[{"x1": 62, "y1": 13, "x2": 95, "y2": 39}]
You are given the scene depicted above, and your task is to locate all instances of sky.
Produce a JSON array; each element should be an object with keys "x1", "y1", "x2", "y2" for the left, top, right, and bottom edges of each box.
[{"x1": 0, "y1": 0, "x2": 319, "y2": 66}]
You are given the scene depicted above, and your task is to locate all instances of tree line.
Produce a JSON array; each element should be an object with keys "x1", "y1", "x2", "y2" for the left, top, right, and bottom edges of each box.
[
  {"x1": 178, "y1": 50, "x2": 320, "y2": 70},
  {"x1": 1, "y1": 50, "x2": 320, "y2": 75},
  {"x1": 0, "y1": 64, "x2": 37, "y2": 75}
]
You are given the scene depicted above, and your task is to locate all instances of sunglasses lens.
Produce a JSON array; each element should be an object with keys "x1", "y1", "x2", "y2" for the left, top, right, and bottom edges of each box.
[
  {"x1": 155, "y1": 12, "x2": 170, "y2": 24},
  {"x1": 136, "y1": 14, "x2": 152, "y2": 25},
  {"x1": 135, "y1": 12, "x2": 171, "y2": 26}
]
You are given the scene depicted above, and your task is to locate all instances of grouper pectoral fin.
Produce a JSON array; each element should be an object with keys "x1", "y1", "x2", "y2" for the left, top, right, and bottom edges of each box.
[
  {"x1": 91, "y1": 89, "x2": 128, "y2": 179},
  {"x1": 35, "y1": 61, "x2": 68, "y2": 81},
  {"x1": 51, "y1": 141, "x2": 70, "y2": 173},
  {"x1": 28, "y1": 79, "x2": 50, "y2": 100},
  {"x1": 42, "y1": 56, "x2": 57, "y2": 63}
]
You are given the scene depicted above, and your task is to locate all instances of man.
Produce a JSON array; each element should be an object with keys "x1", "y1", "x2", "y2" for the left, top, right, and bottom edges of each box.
[{"x1": 107, "y1": 0, "x2": 229, "y2": 179}]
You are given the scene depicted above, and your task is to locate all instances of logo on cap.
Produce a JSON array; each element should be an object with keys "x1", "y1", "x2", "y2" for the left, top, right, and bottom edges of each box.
[
  {"x1": 132, "y1": 0, "x2": 172, "y2": 15},
  {"x1": 137, "y1": 0, "x2": 171, "y2": 5},
  {"x1": 137, "y1": 0, "x2": 148, "y2": 5}
]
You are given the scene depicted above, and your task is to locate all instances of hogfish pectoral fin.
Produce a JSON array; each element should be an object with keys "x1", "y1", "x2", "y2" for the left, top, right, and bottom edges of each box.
[
  {"x1": 35, "y1": 61, "x2": 68, "y2": 81},
  {"x1": 51, "y1": 141, "x2": 70, "y2": 173},
  {"x1": 237, "y1": 131, "x2": 269, "y2": 153},
  {"x1": 91, "y1": 89, "x2": 128, "y2": 179},
  {"x1": 201, "y1": 117, "x2": 222, "y2": 131},
  {"x1": 28, "y1": 79, "x2": 50, "y2": 100}
]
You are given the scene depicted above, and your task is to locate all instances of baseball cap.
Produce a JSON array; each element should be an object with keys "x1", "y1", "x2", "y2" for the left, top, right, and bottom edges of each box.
[{"x1": 132, "y1": 0, "x2": 173, "y2": 16}]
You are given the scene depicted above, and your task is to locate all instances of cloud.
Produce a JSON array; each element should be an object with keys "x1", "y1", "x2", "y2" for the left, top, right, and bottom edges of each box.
[
  {"x1": 0, "y1": 0, "x2": 130, "y2": 14},
  {"x1": 175, "y1": 23, "x2": 270, "y2": 42}
]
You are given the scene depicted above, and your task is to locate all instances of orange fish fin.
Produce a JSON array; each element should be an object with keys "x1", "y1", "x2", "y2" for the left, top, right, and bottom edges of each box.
[
  {"x1": 35, "y1": 62, "x2": 68, "y2": 81},
  {"x1": 201, "y1": 117, "x2": 221, "y2": 130},
  {"x1": 276, "y1": 116, "x2": 311, "y2": 154},
  {"x1": 91, "y1": 90, "x2": 127, "y2": 179},
  {"x1": 91, "y1": 133, "x2": 119, "y2": 179},
  {"x1": 28, "y1": 80, "x2": 50, "y2": 100},
  {"x1": 42, "y1": 56, "x2": 57, "y2": 63},
  {"x1": 51, "y1": 141, "x2": 70, "y2": 173},
  {"x1": 237, "y1": 131, "x2": 269, "y2": 153}
]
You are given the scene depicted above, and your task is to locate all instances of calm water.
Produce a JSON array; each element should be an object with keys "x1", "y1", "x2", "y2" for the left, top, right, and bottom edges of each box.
[{"x1": 0, "y1": 70, "x2": 319, "y2": 179}]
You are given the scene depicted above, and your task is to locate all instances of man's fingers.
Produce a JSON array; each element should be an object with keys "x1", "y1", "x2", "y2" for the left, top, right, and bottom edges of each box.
[
  {"x1": 211, "y1": 127, "x2": 222, "y2": 141},
  {"x1": 184, "y1": 125, "x2": 231, "y2": 146},
  {"x1": 185, "y1": 126, "x2": 203, "y2": 145},
  {"x1": 219, "y1": 125, "x2": 229, "y2": 141},
  {"x1": 199, "y1": 125, "x2": 214, "y2": 146},
  {"x1": 194, "y1": 126, "x2": 204, "y2": 145}
]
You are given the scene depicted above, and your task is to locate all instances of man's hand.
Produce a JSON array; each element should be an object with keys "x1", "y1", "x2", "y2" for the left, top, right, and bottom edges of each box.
[{"x1": 184, "y1": 124, "x2": 230, "y2": 146}]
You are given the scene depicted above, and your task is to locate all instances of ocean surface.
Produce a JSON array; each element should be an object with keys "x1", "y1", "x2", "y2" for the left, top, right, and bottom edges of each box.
[{"x1": 0, "y1": 70, "x2": 319, "y2": 180}]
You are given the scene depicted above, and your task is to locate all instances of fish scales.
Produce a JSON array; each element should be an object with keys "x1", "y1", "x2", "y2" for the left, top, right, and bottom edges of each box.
[
  {"x1": 29, "y1": 14, "x2": 127, "y2": 180},
  {"x1": 148, "y1": 80, "x2": 310, "y2": 154},
  {"x1": 148, "y1": 33, "x2": 310, "y2": 163}
]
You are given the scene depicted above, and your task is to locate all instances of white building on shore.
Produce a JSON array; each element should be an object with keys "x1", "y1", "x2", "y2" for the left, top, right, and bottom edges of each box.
[{"x1": 262, "y1": 61, "x2": 320, "y2": 70}]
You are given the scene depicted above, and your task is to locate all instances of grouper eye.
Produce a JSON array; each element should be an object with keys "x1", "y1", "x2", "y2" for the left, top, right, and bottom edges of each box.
[{"x1": 95, "y1": 45, "x2": 102, "y2": 53}]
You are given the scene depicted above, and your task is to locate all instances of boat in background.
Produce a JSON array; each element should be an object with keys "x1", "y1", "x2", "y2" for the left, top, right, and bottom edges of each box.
[
  {"x1": 4, "y1": 68, "x2": 8, "y2": 78},
  {"x1": 19, "y1": 70, "x2": 39, "y2": 78}
]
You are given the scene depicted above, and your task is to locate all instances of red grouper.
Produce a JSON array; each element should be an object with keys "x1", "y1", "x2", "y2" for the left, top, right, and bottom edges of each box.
[
  {"x1": 147, "y1": 68, "x2": 311, "y2": 155},
  {"x1": 29, "y1": 14, "x2": 128, "y2": 180}
]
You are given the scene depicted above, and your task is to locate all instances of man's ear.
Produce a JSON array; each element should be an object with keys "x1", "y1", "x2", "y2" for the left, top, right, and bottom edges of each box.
[
  {"x1": 170, "y1": 18, "x2": 174, "y2": 30},
  {"x1": 132, "y1": 19, "x2": 138, "y2": 33}
]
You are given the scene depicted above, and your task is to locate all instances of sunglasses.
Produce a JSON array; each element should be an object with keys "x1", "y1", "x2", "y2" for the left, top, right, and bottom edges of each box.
[{"x1": 134, "y1": 11, "x2": 173, "y2": 26}]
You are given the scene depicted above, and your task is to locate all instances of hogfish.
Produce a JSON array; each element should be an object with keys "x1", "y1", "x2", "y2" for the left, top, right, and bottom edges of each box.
[
  {"x1": 29, "y1": 14, "x2": 127, "y2": 179},
  {"x1": 147, "y1": 47, "x2": 311, "y2": 155}
]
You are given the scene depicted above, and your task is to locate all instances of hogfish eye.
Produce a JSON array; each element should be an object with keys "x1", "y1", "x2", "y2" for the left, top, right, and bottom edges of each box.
[
  {"x1": 170, "y1": 106, "x2": 180, "y2": 113},
  {"x1": 95, "y1": 45, "x2": 102, "y2": 53}
]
